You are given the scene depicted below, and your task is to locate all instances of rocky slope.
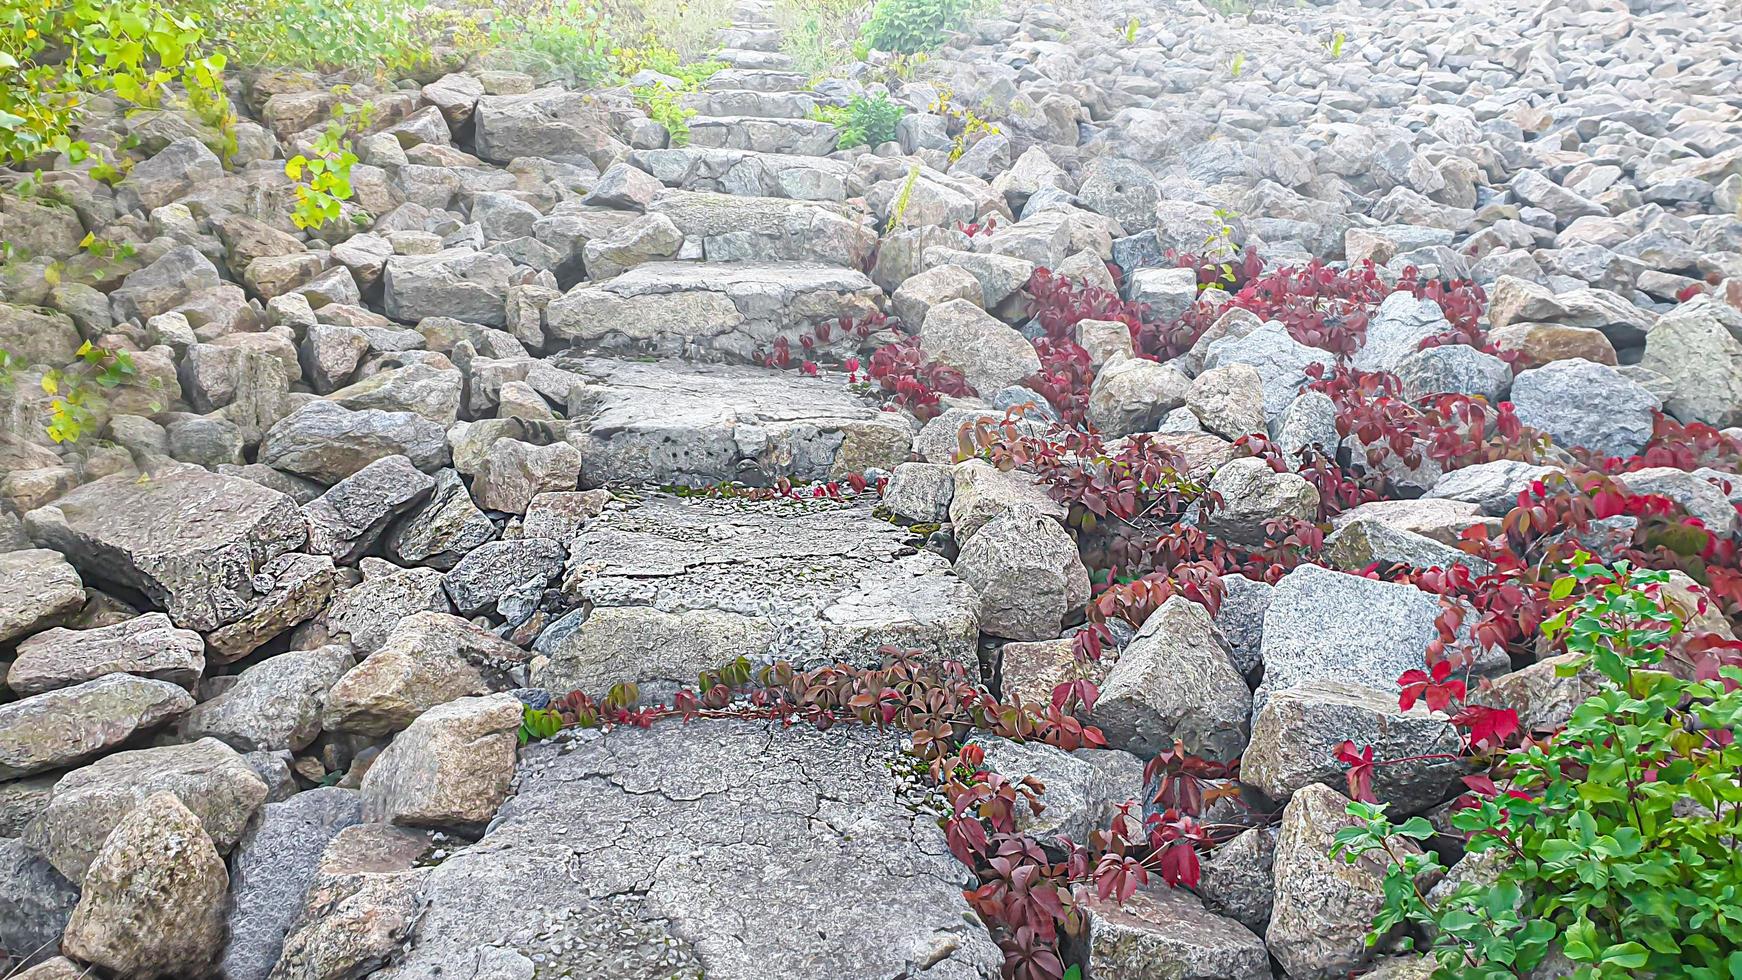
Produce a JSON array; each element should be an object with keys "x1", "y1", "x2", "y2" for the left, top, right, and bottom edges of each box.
[{"x1": 3, "y1": 0, "x2": 1742, "y2": 976}]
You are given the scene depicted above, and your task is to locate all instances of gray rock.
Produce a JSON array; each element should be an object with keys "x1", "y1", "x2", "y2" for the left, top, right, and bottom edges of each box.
[
  {"x1": 0, "y1": 839, "x2": 79, "y2": 974},
  {"x1": 324, "y1": 612, "x2": 526, "y2": 735},
  {"x1": 302, "y1": 455, "x2": 436, "y2": 563},
  {"x1": 361, "y1": 693, "x2": 521, "y2": 829},
  {"x1": 117, "y1": 136, "x2": 226, "y2": 212},
  {"x1": 1198, "y1": 828, "x2": 1276, "y2": 934},
  {"x1": 1511, "y1": 359, "x2": 1659, "y2": 457},
  {"x1": 23, "y1": 468, "x2": 306, "y2": 632},
  {"x1": 0, "y1": 674, "x2": 194, "y2": 779},
  {"x1": 1087, "y1": 355, "x2": 1191, "y2": 437},
  {"x1": 1205, "y1": 457, "x2": 1320, "y2": 547},
  {"x1": 474, "y1": 88, "x2": 625, "y2": 168},
  {"x1": 971, "y1": 737, "x2": 1143, "y2": 843},
  {"x1": 1324, "y1": 518, "x2": 1494, "y2": 576},
  {"x1": 1424, "y1": 459, "x2": 1561, "y2": 516},
  {"x1": 918, "y1": 298, "x2": 1042, "y2": 395},
  {"x1": 222, "y1": 788, "x2": 365, "y2": 980},
  {"x1": 1186, "y1": 364, "x2": 1267, "y2": 440},
  {"x1": 24, "y1": 737, "x2": 268, "y2": 880},
  {"x1": 267, "y1": 823, "x2": 430, "y2": 980},
  {"x1": 1214, "y1": 573, "x2": 1273, "y2": 677},
  {"x1": 949, "y1": 458, "x2": 1065, "y2": 545},
  {"x1": 1639, "y1": 297, "x2": 1742, "y2": 428},
  {"x1": 1394, "y1": 345, "x2": 1512, "y2": 403},
  {"x1": 1128, "y1": 266, "x2": 1200, "y2": 322},
  {"x1": 0, "y1": 548, "x2": 85, "y2": 644},
  {"x1": 183, "y1": 646, "x2": 354, "y2": 752},
  {"x1": 383, "y1": 468, "x2": 498, "y2": 570},
  {"x1": 0, "y1": 774, "x2": 56, "y2": 837},
  {"x1": 1268, "y1": 784, "x2": 1430, "y2": 980},
  {"x1": 329, "y1": 364, "x2": 462, "y2": 426},
  {"x1": 259, "y1": 400, "x2": 451, "y2": 484},
  {"x1": 954, "y1": 505, "x2": 1089, "y2": 642},
  {"x1": 1245, "y1": 682, "x2": 1464, "y2": 814},
  {"x1": 1203, "y1": 321, "x2": 1336, "y2": 420},
  {"x1": 61, "y1": 792, "x2": 229, "y2": 979},
  {"x1": 520, "y1": 489, "x2": 613, "y2": 541},
  {"x1": 541, "y1": 495, "x2": 978, "y2": 687},
  {"x1": 1094, "y1": 596, "x2": 1251, "y2": 760},
  {"x1": 1614, "y1": 466, "x2": 1739, "y2": 534},
  {"x1": 1255, "y1": 564, "x2": 1442, "y2": 714},
  {"x1": 563, "y1": 357, "x2": 914, "y2": 488},
  {"x1": 442, "y1": 537, "x2": 566, "y2": 617},
  {"x1": 1082, "y1": 886, "x2": 1270, "y2": 980},
  {"x1": 472, "y1": 439, "x2": 582, "y2": 514},
  {"x1": 583, "y1": 162, "x2": 665, "y2": 211},
  {"x1": 325, "y1": 558, "x2": 452, "y2": 653},
  {"x1": 882, "y1": 461, "x2": 956, "y2": 524},
  {"x1": 382, "y1": 249, "x2": 514, "y2": 327},
  {"x1": 356, "y1": 719, "x2": 1001, "y2": 979},
  {"x1": 206, "y1": 553, "x2": 340, "y2": 663}
]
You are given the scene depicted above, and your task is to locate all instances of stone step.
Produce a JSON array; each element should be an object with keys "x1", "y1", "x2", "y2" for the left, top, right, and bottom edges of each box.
[
  {"x1": 715, "y1": 47, "x2": 796, "y2": 71},
  {"x1": 716, "y1": 25, "x2": 784, "y2": 51},
  {"x1": 349, "y1": 720, "x2": 999, "y2": 980},
  {"x1": 631, "y1": 146, "x2": 855, "y2": 202},
  {"x1": 560, "y1": 355, "x2": 914, "y2": 490},
  {"x1": 688, "y1": 115, "x2": 838, "y2": 155},
  {"x1": 646, "y1": 190, "x2": 876, "y2": 265},
  {"x1": 544, "y1": 260, "x2": 881, "y2": 361},
  {"x1": 534, "y1": 492, "x2": 977, "y2": 690},
  {"x1": 680, "y1": 88, "x2": 818, "y2": 120},
  {"x1": 705, "y1": 68, "x2": 810, "y2": 92}
]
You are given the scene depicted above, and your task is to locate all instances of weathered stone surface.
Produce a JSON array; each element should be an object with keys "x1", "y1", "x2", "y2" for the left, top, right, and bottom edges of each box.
[
  {"x1": 0, "y1": 674, "x2": 194, "y2": 779},
  {"x1": 883, "y1": 461, "x2": 956, "y2": 524},
  {"x1": 302, "y1": 454, "x2": 436, "y2": 562},
  {"x1": 0, "y1": 774, "x2": 56, "y2": 836},
  {"x1": 954, "y1": 505, "x2": 1089, "y2": 642},
  {"x1": 1203, "y1": 321, "x2": 1336, "y2": 419},
  {"x1": 471, "y1": 439, "x2": 581, "y2": 513},
  {"x1": 206, "y1": 553, "x2": 339, "y2": 662},
  {"x1": 1199, "y1": 827, "x2": 1276, "y2": 935},
  {"x1": 351, "y1": 719, "x2": 1001, "y2": 979},
  {"x1": 546, "y1": 261, "x2": 879, "y2": 362},
  {"x1": 325, "y1": 558, "x2": 453, "y2": 653},
  {"x1": 1328, "y1": 498, "x2": 1492, "y2": 546},
  {"x1": 24, "y1": 737, "x2": 268, "y2": 880},
  {"x1": 23, "y1": 467, "x2": 306, "y2": 632},
  {"x1": 971, "y1": 737, "x2": 1143, "y2": 843},
  {"x1": 1246, "y1": 682, "x2": 1464, "y2": 813},
  {"x1": 1206, "y1": 457, "x2": 1320, "y2": 547},
  {"x1": 1324, "y1": 517, "x2": 1494, "y2": 576},
  {"x1": 267, "y1": 823, "x2": 430, "y2": 980},
  {"x1": 1255, "y1": 564, "x2": 1442, "y2": 713},
  {"x1": 222, "y1": 788, "x2": 365, "y2": 980},
  {"x1": 1511, "y1": 359, "x2": 1660, "y2": 457},
  {"x1": 259, "y1": 400, "x2": 451, "y2": 484},
  {"x1": 383, "y1": 468, "x2": 498, "y2": 569},
  {"x1": 61, "y1": 792, "x2": 229, "y2": 979},
  {"x1": 1088, "y1": 355, "x2": 1191, "y2": 437},
  {"x1": 919, "y1": 298, "x2": 1042, "y2": 395},
  {"x1": 0, "y1": 837, "x2": 80, "y2": 972},
  {"x1": 1424, "y1": 459, "x2": 1562, "y2": 516},
  {"x1": 1269, "y1": 784, "x2": 1430, "y2": 980},
  {"x1": 1082, "y1": 886, "x2": 1271, "y2": 980},
  {"x1": 324, "y1": 612, "x2": 527, "y2": 735},
  {"x1": 1186, "y1": 363, "x2": 1267, "y2": 440},
  {"x1": 383, "y1": 249, "x2": 514, "y2": 328},
  {"x1": 1093, "y1": 596, "x2": 1251, "y2": 760},
  {"x1": 521, "y1": 489, "x2": 614, "y2": 540},
  {"x1": 360, "y1": 693, "x2": 521, "y2": 828},
  {"x1": 183, "y1": 646, "x2": 354, "y2": 752},
  {"x1": 0, "y1": 548, "x2": 85, "y2": 643},
  {"x1": 949, "y1": 458, "x2": 1066, "y2": 544},
  {"x1": 1640, "y1": 297, "x2": 1742, "y2": 428},
  {"x1": 442, "y1": 537, "x2": 566, "y2": 616},
  {"x1": 563, "y1": 356, "x2": 914, "y2": 487},
  {"x1": 540, "y1": 495, "x2": 979, "y2": 690},
  {"x1": 473, "y1": 88, "x2": 624, "y2": 167}
]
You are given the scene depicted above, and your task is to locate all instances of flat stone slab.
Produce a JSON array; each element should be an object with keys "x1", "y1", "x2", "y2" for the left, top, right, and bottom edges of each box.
[
  {"x1": 364, "y1": 719, "x2": 1001, "y2": 980},
  {"x1": 22, "y1": 467, "x2": 306, "y2": 633},
  {"x1": 562, "y1": 356, "x2": 914, "y2": 487},
  {"x1": 545, "y1": 260, "x2": 881, "y2": 361},
  {"x1": 630, "y1": 147, "x2": 854, "y2": 201},
  {"x1": 537, "y1": 494, "x2": 978, "y2": 693},
  {"x1": 688, "y1": 116, "x2": 836, "y2": 154}
]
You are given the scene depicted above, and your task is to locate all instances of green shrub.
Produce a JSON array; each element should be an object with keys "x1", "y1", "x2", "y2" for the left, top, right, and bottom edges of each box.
[
  {"x1": 812, "y1": 92, "x2": 905, "y2": 149},
  {"x1": 485, "y1": 0, "x2": 618, "y2": 87},
  {"x1": 632, "y1": 84, "x2": 695, "y2": 146},
  {"x1": 285, "y1": 102, "x2": 370, "y2": 230},
  {"x1": 1, "y1": 0, "x2": 230, "y2": 166},
  {"x1": 859, "y1": 0, "x2": 972, "y2": 55},
  {"x1": 186, "y1": 0, "x2": 439, "y2": 74},
  {"x1": 1332, "y1": 557, "x2": 1742, "y2": 978},
  {"x1": 774, "y1": 0, "x2": 870, "y2": 77}
]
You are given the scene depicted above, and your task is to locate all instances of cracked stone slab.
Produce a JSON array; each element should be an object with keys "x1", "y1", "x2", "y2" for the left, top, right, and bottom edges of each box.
[
  {"x1": 366, "y1": 719, "x2": 1001, "y2": 980},
  {"x1": 560, "y1": 356, "x2": 914, "y2": 487},
  {"x1": 544, "y1": 261, "x2": 881, "y2": 361},
  {"x1": 538, "y1": 494, "x2": 978, "y2": 693}
]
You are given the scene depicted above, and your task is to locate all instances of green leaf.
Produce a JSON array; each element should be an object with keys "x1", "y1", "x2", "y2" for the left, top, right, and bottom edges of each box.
[{"x1": 1599, "y1": 942, "x2": 1650, "y2": 968}]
